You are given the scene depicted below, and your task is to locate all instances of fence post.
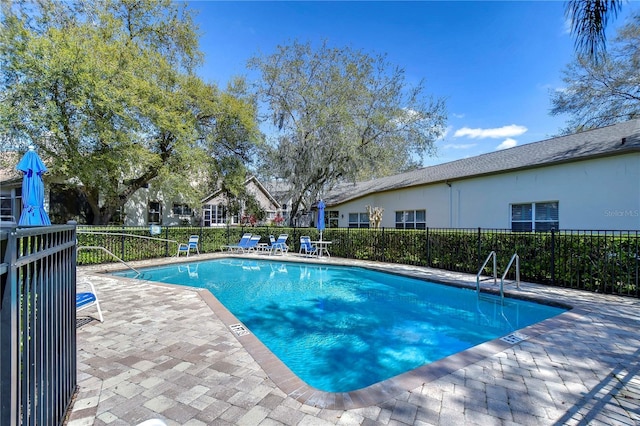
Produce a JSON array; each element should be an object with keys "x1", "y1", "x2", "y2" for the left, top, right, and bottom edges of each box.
[
  {"x1": 550, "y1": 228, "x2": 556, "y2": 286},
  {"x1": 121, "y1": 224, "x2": 126, "y2": 260},
  {"x1": 635, "y1": 230, "x2": 639, "y2": 298},
  {"x1": 426, "y1": 227, "x2": 430, "y2": 266},
  {"x1": 199, "y1": 224, "x2": 204, "y2": 254},
  {"x1": 165, "y1": 226, "x2": 169, "y2": 257},
  {"x1": 0, "y1": 227, "x2": 18, "y2": 426},
  {"x1": 477, "y1": 227, "x2": 482, "y2": 272},
  {"x1": 380, "y1": 227, "x2": 385, "y2": 262}
]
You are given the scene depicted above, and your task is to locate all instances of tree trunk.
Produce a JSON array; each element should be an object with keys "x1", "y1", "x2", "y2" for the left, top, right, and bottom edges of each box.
[{"x1": 288, "y1": 194, "x2": 305, "y2": 227}]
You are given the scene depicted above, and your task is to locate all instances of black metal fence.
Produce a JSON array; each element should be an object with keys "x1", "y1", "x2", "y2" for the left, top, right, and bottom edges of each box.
[
  {"x1": 1, "y1": 223, "x2": 78, "y2": 425},
  {"x1": 77, "y1": 225, "x2": 639, "y2": 297}
]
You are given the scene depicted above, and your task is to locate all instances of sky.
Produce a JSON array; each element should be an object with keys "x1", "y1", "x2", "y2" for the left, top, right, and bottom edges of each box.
[{"x1": 188, "y1": 0, "x2": 639, "y2": 167}]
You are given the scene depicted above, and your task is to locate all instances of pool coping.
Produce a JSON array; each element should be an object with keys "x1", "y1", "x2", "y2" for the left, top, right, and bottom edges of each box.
[{"x1": 95, "y1": 253, "x2": 581, "y2": 410}]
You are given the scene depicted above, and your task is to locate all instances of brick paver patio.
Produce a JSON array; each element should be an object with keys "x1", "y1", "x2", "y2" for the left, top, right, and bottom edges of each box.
[{"x1": 67, "y1": 253, "x2": 640, "y2": 425}]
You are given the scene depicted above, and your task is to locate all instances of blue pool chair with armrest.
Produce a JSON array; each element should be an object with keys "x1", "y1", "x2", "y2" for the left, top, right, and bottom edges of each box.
[
  {"x1": 299, "y1": 236, "x2": 317, "y2": 256},
  {"x1": 177, "y1": 235, "x2": 200, "y2": 257},
  {"x1": 269, "y1": 234, "x2": 289, "y2": 255}
]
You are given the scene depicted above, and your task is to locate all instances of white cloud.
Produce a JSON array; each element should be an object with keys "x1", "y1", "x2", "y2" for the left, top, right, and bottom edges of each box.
[
  {"x1": 453, "y1": 124, "x2": 528, "y2": 139},
  {"x1": 438, "y1": 125, "x2": 453, "y2": 140},
  {"x1": 392, "y1": 108, "x2": 424, "y2": 127},
  {"x1": 496, "y1": 138, "x2": 518, "y2": 150},
  {"x1": 442, "y1": 143, "x2": 477, "y2": 150},
  {"x1": 452, "y1": 113, "x2": 465, "y2": 119},
  {"x1": 401, "y1": 107, "x2": 420, "y2": 120}
]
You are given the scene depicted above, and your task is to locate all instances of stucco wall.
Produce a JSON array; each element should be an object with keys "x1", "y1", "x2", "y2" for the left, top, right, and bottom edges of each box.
[
  {"x1": 123, "y1": 187, "x2": 150, "y2": 226},
  {"x1": 123, "y1": 186, "x2": 194, "y2": 226},
  {"x1": 330, "y1": 153, "x2": 640, "y2": 230}
]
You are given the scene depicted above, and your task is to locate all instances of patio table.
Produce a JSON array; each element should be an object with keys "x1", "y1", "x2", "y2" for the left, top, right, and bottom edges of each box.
[{"x1": 311, "y1": 240, "x2": 332, "y2": 258}]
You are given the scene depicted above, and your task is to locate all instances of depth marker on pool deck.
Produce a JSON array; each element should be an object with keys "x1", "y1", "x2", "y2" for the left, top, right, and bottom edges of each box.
[
  {"x1": 500, "y1": 332, "x2": 529, "y2": 344},
  {"x1": 230, "y1": 323, "x2": 250, "y2": 336}
]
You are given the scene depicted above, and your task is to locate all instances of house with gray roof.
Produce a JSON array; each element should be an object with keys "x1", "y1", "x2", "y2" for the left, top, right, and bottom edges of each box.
[
  {"x1": 199, "y1": 176, "x2": 281, "y2": 227},
  {"x1": 322, "y1": 119, "x2": 640, "y2": 231},
  {"x1": 1, "y1": 151, "x2": 282, "y2": 226}
]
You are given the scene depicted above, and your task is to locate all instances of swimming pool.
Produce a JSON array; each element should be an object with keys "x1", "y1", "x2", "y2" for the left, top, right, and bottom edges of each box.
[{"x1": 114, "y1": 259, "x2": 566, "y2": 392}]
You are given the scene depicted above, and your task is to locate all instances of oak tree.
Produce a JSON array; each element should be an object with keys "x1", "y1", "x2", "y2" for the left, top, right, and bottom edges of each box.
[
  {"x1": 551, "y1": 12, "x2": 640, "y2": 132},
  {"x1": 0, "y1": 0, "x2": 260, "y2": 224},
  {"x1": 249, "y1": 41, "x2": 446, "y2": 224}
]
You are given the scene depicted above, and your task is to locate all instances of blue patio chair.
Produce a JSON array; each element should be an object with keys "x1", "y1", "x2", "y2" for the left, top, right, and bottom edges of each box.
[
  {"x1": 221, "y1": 233, "x2": 252, "y2": 252},
  {"x1": 269, "y1": 234, "x2": 289, "y2": 255},
  {"x1": 77, "y1": 281, "x2": 103, "y2": 322},
  {"x1": 177, "y1": 235, "x2": 200, "y2": 257},
  {"x1": 260, "y1": 235, "x2": 276, "y2": 253},
  {"x1": 243, "y1": 235, "x2": 262, "y2": 253},
  {"x1": 299, "y1": 235, "x2": 317, "y2": 256}
]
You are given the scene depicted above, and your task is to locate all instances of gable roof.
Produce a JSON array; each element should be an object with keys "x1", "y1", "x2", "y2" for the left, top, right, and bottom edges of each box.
[
  {"x1": 0, "y1": 151, "x2": 22, "y2": 185},
  {"x1": 201, "y1": 175, "x2": 281, "y2": 208},
  {"x1": 324, "y1": 119, "x2": 640, "y2": 206}
]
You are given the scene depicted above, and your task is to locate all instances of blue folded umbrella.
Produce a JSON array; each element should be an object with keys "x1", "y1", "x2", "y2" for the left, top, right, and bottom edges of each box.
[
  {"x1": 16, "y1": 147, "x2": 51, "y2": 226},
  {"x1": 317, "y1": 199, "x2": 325, "y2": 240}
]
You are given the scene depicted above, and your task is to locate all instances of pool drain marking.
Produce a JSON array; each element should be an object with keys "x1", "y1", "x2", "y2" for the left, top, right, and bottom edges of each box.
[
  {"x1": 230, "y1": 323, "x2": 250, "y2": 337},
  {"x1": 500, "y1": 332, "x2": 529, "y2": 344}
]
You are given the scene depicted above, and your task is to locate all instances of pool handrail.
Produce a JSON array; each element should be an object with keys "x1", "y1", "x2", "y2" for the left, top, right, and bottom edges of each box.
[
  {"x1": 77, "y1": 245, "x2": 140, "y2": 276},
  {"x1": 500, "y1": 253, "x2": 520, "y2": 299},
  {"x1": 476, "y1": 251, "x2": 497, "y2": 294}
]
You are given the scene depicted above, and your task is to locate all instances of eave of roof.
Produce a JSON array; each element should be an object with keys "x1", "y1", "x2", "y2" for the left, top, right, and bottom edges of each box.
[
  {"x1": 201, "y1": 176, "x2": 281, "y2": 209},
  {"x1": 324, "y1": 119, "x2": 640, "y2": 206}
]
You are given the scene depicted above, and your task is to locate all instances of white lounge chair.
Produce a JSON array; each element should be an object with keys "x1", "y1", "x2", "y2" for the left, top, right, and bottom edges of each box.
[{"x1": 76, "y1": 281, "x2": 103, "y2": 322}]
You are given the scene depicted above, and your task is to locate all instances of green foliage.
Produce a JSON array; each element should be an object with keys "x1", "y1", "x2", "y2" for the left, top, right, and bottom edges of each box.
[
  {"x1": 76, "y1": 226, "x2": 639, "y2": 297},
  {"x1": 0, "y1": 1, "x2": 260, "y2": 224},
  {"x1": 242, "y1": 196, "x2": 266, "y2": 223},
  {"x1": 551, "y1": 12, "x2": 640, "y2": 131},
  {"x1": 249, "y1": 40, "x2": 447, "y2": 224},
  {"x1": 565, "y1": 0, "x2": 624, "y2": 61}
]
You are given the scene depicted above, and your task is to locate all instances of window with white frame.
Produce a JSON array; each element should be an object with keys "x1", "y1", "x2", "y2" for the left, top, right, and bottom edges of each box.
[
  {"x1": 327, "y1": 211, "x2": 339, "y2": 228},
  {"x1": 172, "y1": 203, "x2": 192, "y2": 216},
  {"x1": 202, "y1": 204, "x2": 225, "y2": 226},
  {"x1": 511, "y1": 202, "x2": 558, "y2": 232},
  {"x1": 395, "y1": 209, "x2": 426, "y2": 229},
  {"x1": 212, "y1": 204, "x2": 225, "y2": 225},
  {"x1": 348, "y1": 212, "x2": 369, "y2": 228},
  {"x1": 148, "y1": 201, "x2": 161, "y2": 224}
]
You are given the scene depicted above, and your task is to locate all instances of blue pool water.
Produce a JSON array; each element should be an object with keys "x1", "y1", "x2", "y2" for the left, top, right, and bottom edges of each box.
[{"x1": 114, "y1": 259, "x2": 566, "y2": 392}]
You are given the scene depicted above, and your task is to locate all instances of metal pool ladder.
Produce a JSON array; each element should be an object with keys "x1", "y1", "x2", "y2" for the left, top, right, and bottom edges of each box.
[
  {"x1": 477, "y1": 251, "x2": 520, "y2": 303},
  {"x1": 476, "y1": 251, "x2": 497, "y2": 293},
  {"x1": 500, "y1": 253, "x2": 520, "y2": 299}
]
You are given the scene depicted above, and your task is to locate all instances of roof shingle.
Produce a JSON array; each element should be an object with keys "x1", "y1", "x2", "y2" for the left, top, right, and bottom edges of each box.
[{"x1": 324, "y1": 119, "x2": 640, "y2": 205}]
